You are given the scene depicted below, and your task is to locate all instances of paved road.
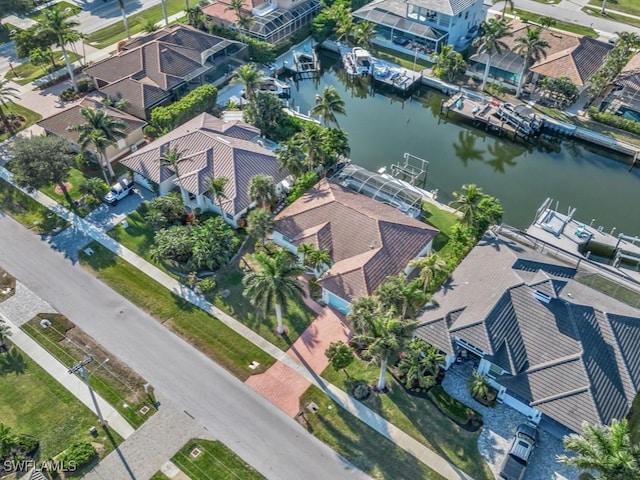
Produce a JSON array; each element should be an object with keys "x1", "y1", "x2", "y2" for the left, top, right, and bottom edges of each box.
[{"x1": 0, "y1": 214, "x2": 369, "y2": 480}]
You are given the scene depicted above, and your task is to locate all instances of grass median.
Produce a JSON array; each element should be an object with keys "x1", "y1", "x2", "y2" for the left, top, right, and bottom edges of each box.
[
  {"x1": 0, "y1": 103, "x2": 42, "y2": 142},
  {"x1": 79, "y1": 242, "x2": 275, "y2": 380},
  {"x1": 509, "y1": 8, "x2": 599, "y2": 38}
]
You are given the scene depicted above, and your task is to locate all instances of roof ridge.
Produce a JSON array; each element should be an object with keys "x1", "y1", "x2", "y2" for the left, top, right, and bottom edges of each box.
[
  {"x1": 530, "y1": 385, "x2": 590, "y2": 406},
  {"x1": 526, "y1": 352, "x2": 582, "y2": 373}
]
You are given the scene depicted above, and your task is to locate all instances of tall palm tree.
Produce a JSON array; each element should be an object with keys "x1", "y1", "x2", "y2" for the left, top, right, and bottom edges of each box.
[
  {"x1": 559, "y1": 419, "x2": 640, "y2": 479},
  {"x1": 207, "y1": 176, "x2": 228, "y2": 213},
  {"x1": 473, "y1": 19, "x2": 511, "y2": 91},
  {"x1": 409, "y1": 253, "x2": 448, "y2": 292},
  {"x1": 501, "y1": 0, "x2": 513, "y2": 15},
  {"x1": 276, "y1": 140, "x2": 307, "y2": 180},
  {"x1": 247, "y1": 208, "x2": 275, "y2": 244},
  {"x1": 233, "y1": 64, "x2": 263, "y2": 102},
  {"x1": 398, "y1": 338, "x2": 444, "y2": 388},
  {"x1": 248, "y1": 174, "x2": 276, "y2": 209},
  {"x1": 293, "y1": 124, "x2": 325, "y2": 171},
  {"x1": 348, "y1": 295, "x2": 379, "y2": 340},
  {"x1": 305, "y1": 247, "x2": 331, "y2": 277},
  {"x1": 40, "y1": 7, "x2": 81, "y2": 92},
  {"x1": 334, "y1": 9, "x2": 353, "y2": 42},
  {"x1": 514, "y1": 27, "x2": 550, "y2": 98},
  {"x1": 160, "y1": 146, "x2": 189, "y2": 202},
  {"x1": 243, "y1": 249, "x2": 305, "y2": 334},
  {"x1": 450, "y1": 184, "x2": 485, "y2": 225},
  {"x1": 376, "y1": 274, "x2": 428, "y2": 319},
  {"x1": 0, "y1": 78, "x2": 19, "y2": 134},
  {"x1": 185, "y1": 5, "x2": 204, "y2": 30},
  {"x1": 312, "y1": 86, "x2": 346, "y2": 128},
  {"x1": 68, "y1": 107, "x2": 127, "y2": 180},
  {"x1": 0, "y1": 320, "x2": 12, "y2": 352},
  {"x1": 352, "y1": 21, "x2": 377, "y2": 49},
  {"x1": 434, "y1": 45, "x2": 467, "y2": 83},
  {"x1": 227, "y1": 0, "x2": 244, "y2": 17},
  {"x1": 116, "y1": 0, "x2": 131, "y2": 39},
  {"x1": 355, "y1": 312, "x2": 417, "y2": 390},
  {"x1": 236, "y1": 14, "x2": 255, "y2": 33}
]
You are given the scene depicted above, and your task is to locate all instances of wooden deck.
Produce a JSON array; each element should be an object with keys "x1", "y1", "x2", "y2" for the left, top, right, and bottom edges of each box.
[{"x1": 442, "y1": 93, "x2": 517, "y2": 135}]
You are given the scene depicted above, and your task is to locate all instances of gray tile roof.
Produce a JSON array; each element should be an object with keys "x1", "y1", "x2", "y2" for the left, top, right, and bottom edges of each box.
[
  {"x1": 360, "y1": 0, "x2": 478, "y2": 17},
  {"x1": 121, "y1": 113, "x2": 283, "y2": 216},
  {"x1": 274, "y1": 179, "x2": 438, "y2": 302},
  {"x1": 37, "y1": 97, "x2": 146, "y2": 147},
  {"x1": 415, "y1": 232, "x2": 640, "y2": 432}
]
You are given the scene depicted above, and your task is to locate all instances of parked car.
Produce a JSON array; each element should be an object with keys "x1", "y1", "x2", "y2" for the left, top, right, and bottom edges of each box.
[
  {"x1": 104, "y1": 178, "x2": 134, "y2": 205},
  {"x1": 499, "y1": 423, "x2": 539, "y2": 480}
]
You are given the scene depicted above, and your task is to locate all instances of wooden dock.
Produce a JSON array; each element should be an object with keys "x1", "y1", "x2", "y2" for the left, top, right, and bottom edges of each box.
[
  {"x1": 442, "y1": 93, "x2": 517, "y2": 136},
  {"x1": 372, "y1": 65, "x2": 422, "y2": 92}
]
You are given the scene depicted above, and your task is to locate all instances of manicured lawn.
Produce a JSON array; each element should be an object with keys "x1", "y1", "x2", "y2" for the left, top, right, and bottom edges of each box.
[
  {"x1": 588, "y1": 0, "x2": 640, "y2": 16},
  {"x1": 21, "y1": 313, "x2": 156, "y2": 429},
  {"x1": 510, "y1": 8, "x2": 599, "y2": 38},
  {"x1": 322, "y1": 360, "x2": 493, "y2": 480},
  {"x1": 301, "y1": 386, "x2": 447, "y2": 480},
  {"x1": 422, "y1": 200, "x2": 459, "y2": 254},
  {"x1": 0, "y1": 179, "x2": 69, "y2": 235},
  {"x1": 582, "y1": 6, "x2": 640, "y2": 28},
  {"x1": 40, "y1": 167, "x2": 93, "y2": 217},
  {"x1": 171, "y1": 439, "x2": 265, "y2": 480},
  {"x1": 107, "y1": 210, "x2": 157, "y2": 260},
  {"x1": 149, "y1": 473, "x2": 170, "y2": 480},
  {"x1": 0, "y1": 346, "x2": 120, "y2": 461},
  {"x1": 372, "y1": 44, "x2": 433, "y2": 71},
  {"x1": 0, "y1": 103, "x2": 42, "y2": 142},
  {"x1": 86, "y1": 0, "x2": 187, "y2": 49},
  {"x1": 29, "y1": 1, "x2": 82, "y2": 21},
  {"x1": 79, "y1": 242, "x2": 275, "y2": 380},
  {"x1": 5, "y1": 51, "x2": 81, "y2": 86}
]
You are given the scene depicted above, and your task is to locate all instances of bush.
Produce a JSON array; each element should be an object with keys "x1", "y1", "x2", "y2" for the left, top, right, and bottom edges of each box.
[
  {"x1": 57, "y1": 441, "x2": 96, "y2": 471},
  {"x1": 352, "y1": 383, "x2": 371, "y2": 400},
  {"x1": 77, "y1": 78, "x2": 95, "y2": 93},
  {"x1": 150, "y1": 84, "x2": 218, "y2": 133},
  {"x1": 287, "y1": 171, "x2": 319, "y2": 204},
  {"x1": 198, "y1": 276, "x2": 217, "y2": 293},
  {"x1": 588, "y1": 107, "x2": 640, "y2": 136},
  {"x1": 14, "y1": 435, "x2": 39, "y2": 456},
  {"x1": 59, "y1": 88, "x2": 80, "y2": 102},
  {"x1": 428, "y1": 385, "x2": 481, "y2": 426},
  {"x1": 143, "y1": 124, "x2": 160, "y2": 139}
]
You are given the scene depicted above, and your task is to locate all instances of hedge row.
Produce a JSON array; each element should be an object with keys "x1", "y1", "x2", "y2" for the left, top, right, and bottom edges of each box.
[
  {"x1": 588, "y1": 107, "x2": 640, "y2": 136},
  {"x1": 150, "y1": 84, "x2": 218, "y2": 133}
]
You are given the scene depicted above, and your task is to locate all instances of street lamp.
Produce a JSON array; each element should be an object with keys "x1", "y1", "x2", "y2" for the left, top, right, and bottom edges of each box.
[{"x1": 68, "y1": 356, "x2": 110, "y2": 426}]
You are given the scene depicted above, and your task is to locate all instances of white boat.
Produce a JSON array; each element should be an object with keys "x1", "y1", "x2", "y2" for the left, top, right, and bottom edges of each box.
[{"x1": 342, "y1": 47, "x2": 374, "y2": 76}]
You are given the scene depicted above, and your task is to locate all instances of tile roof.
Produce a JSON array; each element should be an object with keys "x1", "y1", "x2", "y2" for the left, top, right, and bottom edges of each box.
[
  {"x1": 84, "y1": 25, "x2": 244, "y2": 116},
  {"x1": 37, "y1": 97, "x2": 146, "y2": 146},
  {"x1": 274, "y1": 179, "x2": 439, "y2": 301},
  {"x1": 414, "y1": 231, "x2": 640, "y2": 432},
  {"x1": 202, "y1": 0, "x2": 264, "y2": 23},
  {"x1": 121, "y1": 113, "x2": 283, "y2": 216},
  {"x1": 615, "y1": 52, "x2": 640, "y2": 91}
]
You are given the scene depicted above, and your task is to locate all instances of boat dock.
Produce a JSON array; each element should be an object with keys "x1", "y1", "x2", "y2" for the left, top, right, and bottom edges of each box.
[{"x1": 372, "y1": 61, "x2": 422, "y2": 93}]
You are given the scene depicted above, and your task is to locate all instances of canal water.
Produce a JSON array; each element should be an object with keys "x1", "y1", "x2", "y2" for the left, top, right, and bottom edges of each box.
[{"x1": 283, "y1": 52, "x2": 640, "y2": 235}]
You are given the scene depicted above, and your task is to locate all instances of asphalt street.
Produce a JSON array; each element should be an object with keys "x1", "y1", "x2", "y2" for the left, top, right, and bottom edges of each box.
[{"x1": 0, "y1": 214, "x2": 370, "y2": 480}]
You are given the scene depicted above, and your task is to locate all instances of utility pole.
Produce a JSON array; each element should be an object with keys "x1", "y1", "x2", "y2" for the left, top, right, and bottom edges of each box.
[{"x1": 68, "y1": 356, "x2": 107, "y2": 426}]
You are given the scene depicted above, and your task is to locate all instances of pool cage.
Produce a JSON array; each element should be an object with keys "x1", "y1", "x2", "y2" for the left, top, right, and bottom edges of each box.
[
  {"x1": 248, "y1": 0, "x2": 320, "y2": 44},
  {"x1": 331, "y1": 164, "x2": 423, "y2": 219}
]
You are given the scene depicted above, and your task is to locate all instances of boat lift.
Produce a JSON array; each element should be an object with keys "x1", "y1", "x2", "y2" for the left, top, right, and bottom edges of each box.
[{"x1": 390, "y1": 153, "x2": 429, "y2": 187}]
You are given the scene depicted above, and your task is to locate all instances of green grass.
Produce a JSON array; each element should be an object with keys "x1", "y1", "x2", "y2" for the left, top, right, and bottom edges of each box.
[
  {"x1": 582, "y1": 6, "x2": 640, "y2": 28},
  {"x1": 510, "y1": 8, "x2": 599, "y2": 38},
  {"x1": 29, "y1": 1, "x2": 82, "y2": 21},
  {"x1": 171, "y1": 439, "x2": 265, "y2": 480},
  {"x1": 322, "y1": 361, "x2": 492, "y2": 480},
  {"x1": 588, "y1": 0, "x2": 640, "y2": 16},
  {"x1": 109, "y1": 215, "x2": 317, "y2": 350},
  {"x1": 0, "y1": 178, "x2": 69, "y2": 235},
  {"x1": 422, "y1": 200, "x2": 459, "y2": 254},
  {"x1": 86, "y1": 0, "x2": 187, "y2": 49},
  {"x1": 0, "y1": 346, "x2": 121, "y2": 461},
  {"x1": 5, "y1": 51, "x2": 81, "y2": 86},
  {"x1": 21, "y1": 313, "x2": 156, "y2": 429},
  {"x1": 301, "y1": 386, "x2": 447, "y2": 480},
  {"x1": 372, "y1": 44, "x2": 433, "y2": 71},
  {"x1": 0, "y1": 102, "x2": 42, "y2": 142},
  {"x1": 79, "y1": 242, "x2": 275, "y2": 380},
  {"x1": 149, "y1": 473, "x2": 170, "y2": 480},
  {"x1": 40, "y1": 168, "x2": 92, "y2": 217}
]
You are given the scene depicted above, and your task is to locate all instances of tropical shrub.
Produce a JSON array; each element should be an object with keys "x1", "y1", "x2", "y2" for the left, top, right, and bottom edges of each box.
[
  {"x1": 57, "y1": 441, "x2": 96, "y2": 471},
  {"x1": 352, "y1": 382, "x2": 371, "y2": 400},
  {"x1": 429, "y1": 385, "x2": 481, "y2": 426},
  {"x1": 144, "y1": 194, "x2": 185, "y2": 229},
  {"x1": 198, "y1": 277, "x2": 217, "y2": 293},
  {"x1": 150, "y1": 85, "x2": 218, "y2": 133},
  {"x1": 588, "y1": 107, "x2": 640, "y2": 136},
  {"x1": 287, "y1": 171, "x2": 319, "y2": 203}
]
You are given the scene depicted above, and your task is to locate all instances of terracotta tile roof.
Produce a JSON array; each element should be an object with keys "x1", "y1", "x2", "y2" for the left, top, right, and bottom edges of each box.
[
  {"x1": 121, "y1": 113, "x2": 284, "y2": 216},
  {"x1": 202, "y1": 0, "x2": 263, "y2": 22},
  {"x1": 274, "y1": 179, "x2": 439, "y2": 301},
  {"x1": 615, "y1": 52, "x2": 640, "y2": 91},
  {"x1": 414, "y1": 232, "x2": 640, "y2": 433},
  {"x1": 37, "y1": 97, "x2": 146, "y2": 146}
]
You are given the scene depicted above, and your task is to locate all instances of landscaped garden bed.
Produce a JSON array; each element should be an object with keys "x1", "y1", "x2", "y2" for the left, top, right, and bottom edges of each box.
[
  {"x1": 21, "y1": 313, "x2": 157, "y2": 428},
  {"x1": 0, "y1": 267, "x2": 16, "y2": 303}
]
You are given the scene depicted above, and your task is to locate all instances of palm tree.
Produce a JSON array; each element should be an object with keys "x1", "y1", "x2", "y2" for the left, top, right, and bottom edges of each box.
[
  {"x1": 297, "y1": 242, "x2": 316, "y2": 266},
  {"x1": 356, "y1": 312, "x2": 417, "y2": 390},
  {"x1": 160, "y1": 146, "x2": 189, "y2": 202},
  {"x1": 161, "y1": 0, "x2": 169, "y2": 26},
  {"x1": 376, "y1": 274, "x2": 428, "y2": 319},
  {"x1": 293, "y1": 124, "x2": 325, "y2": 171},
  {"x1": 559, "y1": 419, "x2": 640, "y2": 479},
  {"x1": 233, "y1": 64, "x2": 263, "y2": 102},
  {"x1": 0, "y1": 320, "x2": 12, "y2": 352},
  {"x1": 352, "y1": 21, "x2": 377, "y2": 49},
  {"x1": 227, "y1": 0, "x2": 244, "y2": 17},
  {"x1": 185, "y1": 5, "x2": 204, "y2": 29},
  {"x1": 247, "y1": 208, "x2": 275, "y2": 244},
  {"x1": 305, "y1": 247, "x2": 331, "y2": 277},
  {"x1": 473, "y1": 19, "x2": 511, "y2": 91},
  {"x1": 140, "y1": 18, "x2": 160, "y2": 34},
  {"x1": 335, "y1": 9, "x2": 353, "y2": 42},
  {"x1": 311, "y1": 86, "x2": 346, "y2": 128},
  {"x1": 243, "y1": 249, "x2": 305, "y2": 334},
  {"x1": 501, "y1": 0, "x2": 513, "y2": 15},
  {"x1": 40, "y1": 7, "x2": 81, "y2": 92},
  {"x1": 513, "y1": 26, "x2": 550, "y2": 98},
  {"x1": 409, "y1": 253, "x2": 448, "y2": 292},
  {"x1": 537, "y1": 16, "x2": 556, "y2": 30},
  {"x1": 248, "y1": 174, "x2": 276, "y2": 209},
  {"x1": 450, "y1": 184, "x2": 485, "y2": 225},
  {"x1": 116, "y1": 0, "x2": 131, "y2": 39},
  {"x1": 348, "y1": 295, "x2": 379, "y2": 349},
  {"x1": 276, "y1": 140, "x2": 307, "y2": 180},
  {"x1": 68, "y1": 107, "x2": 127, "y2": 180},
  {"x1": 467, "y1": 371, "x2": 491, "y2": 399},
  {"x1": 434, "y1": 45, "x2": 467, "y2": 83},
  {"x1": 207, "y1": 176, "x2": 228, "y2": 213},
  {"x1": 0, "y1": 78, "x2": 19, "y2": 134},
  {"x1": 236, "y1": 14, "x2": 255, "y2": 33},
  {"x1": 398, "y1": 339, "x2": 444, "y2": 388}
]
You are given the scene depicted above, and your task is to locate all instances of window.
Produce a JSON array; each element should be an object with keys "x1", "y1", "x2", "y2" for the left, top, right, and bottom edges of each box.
[
  {"x1": 226, "y1": 212, "x2": 233, "y2": 220},
  {"x1": 465, "y1": 11, "x2": 469, "y2": 19}
]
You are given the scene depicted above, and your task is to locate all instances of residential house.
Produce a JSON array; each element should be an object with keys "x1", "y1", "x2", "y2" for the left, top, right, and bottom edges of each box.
[
  {"x1": 353, "y1": 0, "x2": 484, "y2": 55},
  {"x1": 602, "y1": 52, "x2": 640, "y2": 120},
  {"x1": 121, "y1": 113, "x2": 287, "y2": 228},
  {"x1": 37, "y1": 97, "x2": 146, "y2": 163},
  {"x1": 273, "y1": 179, "x2": 439, "y2": 313},
  {"x1": 84, "y1": 25, "x2": 248, "y2": 120},
  {"x1": 469, "y1": 20, "x2": 612, "y2": 93},
  {"x1": 414, "y1": 231, "x2": 640, "y2": 437},
  {"x1": 203, "y1": 0, "x2": 320, "y2": 44}
]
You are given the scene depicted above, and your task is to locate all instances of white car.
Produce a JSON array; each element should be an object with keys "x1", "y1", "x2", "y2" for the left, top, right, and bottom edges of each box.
[{"x1": 104, "y1": 178, "x2": 134, "y2": 205}]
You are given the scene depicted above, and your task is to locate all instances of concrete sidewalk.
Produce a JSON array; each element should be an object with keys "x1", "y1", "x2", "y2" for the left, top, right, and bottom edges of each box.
[
  {"x1": 0, "y1": 164, "x2": 473, "y2": 480},
  {"x1": 0, "y1": 310, "x2": 135, "y2": 439}
]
